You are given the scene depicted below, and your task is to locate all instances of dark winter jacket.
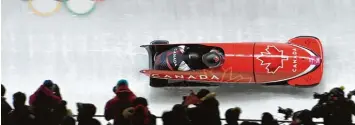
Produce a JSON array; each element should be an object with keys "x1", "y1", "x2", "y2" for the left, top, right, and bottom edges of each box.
[
  {"x1": 162, "y1": 106, "x2": 191, "y2": 125},
  {"x1": 2, "y1": 97, "x2": 12, "y2": 125},
  {"x1": 261, "y1": 112, "x2": 279, "y2": 125},
  {"x1": 261, "y1": 120, "x2": 279, "y2": 125},
  {"x1": 225, "y1": 108, "x2": 241, "y2": 125},
  {"x1": 290, "y1": 110, "x2": 316, "y2": 125},
  {"x1": 78, "y1": 118, "x2": 101, "y2": 125},
  {"x1": 129, "y1": 105, "x2": 151, "y2": 125},
  {"x1": 29, "y1": 85, "x2": 63, "y2": 125},
  {"x1": 104, "y1": 84, "x2": 136, "y2": 125},
  {"x1": 8, "y1": 105, "x2": 36, "y2": 125},
  {"x1": 311, "y1": 98, "x2": 355, "y2": 125},
  {"x1": 240, "y1": 121, "x2": 261, "y2": 125},
  {"x1": 62, "y1": 116, "x2": 76, "y2": 125},
  {"x1": 187, "y1": 92, "x2": 221, "y2": 125},
  {"x1": 77, "y1": 103, "x2": 101, "y2": 125}
]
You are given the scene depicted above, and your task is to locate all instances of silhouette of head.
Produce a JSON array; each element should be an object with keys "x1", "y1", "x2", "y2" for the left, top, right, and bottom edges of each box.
[
  {"x1": 13, "y1": 92, "x2": 26, "y2": 108},
  {"x1": 77, "y1": 103, "x2": 97, "y2": 120},
  {"x1": 261, "y1": 112, "x2": 275, "y2": 124}
]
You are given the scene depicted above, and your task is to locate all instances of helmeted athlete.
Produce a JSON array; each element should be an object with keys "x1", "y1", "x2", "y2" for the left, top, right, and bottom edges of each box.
[
  {"x1": 202, "y1": 48, "x2": 225, "y2": 68},
  {"x1": 153, "y1": 45, "x2": 224, "y2": 71}
]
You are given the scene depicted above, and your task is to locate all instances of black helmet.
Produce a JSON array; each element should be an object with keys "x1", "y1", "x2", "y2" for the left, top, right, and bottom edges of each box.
[
  {"x1": 202, "y1": 52, "x2": 223, "y2": 68},
  {"x1": 187, "y1": 52, "x2": 200, "y2": 60}
]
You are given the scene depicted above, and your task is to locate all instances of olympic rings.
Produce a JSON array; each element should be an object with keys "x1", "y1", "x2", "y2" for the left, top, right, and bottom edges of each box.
[
  {"x1": 28, "y1": 0, "x2": 102, "y2": 17},
  {"x1": 63, "y1": 0, "x2": 97, "y2": 16},
  {"x1": 28, "y1": 0, "x2": 62, "y2": 16}
]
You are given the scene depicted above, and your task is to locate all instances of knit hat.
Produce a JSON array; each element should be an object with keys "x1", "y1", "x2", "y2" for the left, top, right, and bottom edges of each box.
[
  {"x1": 43, "y1": 80, "x2": 55, "y2": 90},
  {"x1": 43, "y1": 80, "x2": 53, "y2": 85},
  {"x1": 330, "y1": 87, "x2": 345, "y2": 97},
  {"x1": 117, "y1": 79, "x2": 128, "y2": 86}
]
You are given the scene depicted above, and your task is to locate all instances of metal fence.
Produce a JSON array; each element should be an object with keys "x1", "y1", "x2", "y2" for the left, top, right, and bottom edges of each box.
[{"x1": 71, "y1": 115, "x2": 326, "y2": 125}]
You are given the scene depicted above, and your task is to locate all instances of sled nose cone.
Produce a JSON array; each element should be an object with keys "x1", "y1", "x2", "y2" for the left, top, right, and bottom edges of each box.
[{"x1": 310, "y1": 56, "x2": 321, "y2": 66}]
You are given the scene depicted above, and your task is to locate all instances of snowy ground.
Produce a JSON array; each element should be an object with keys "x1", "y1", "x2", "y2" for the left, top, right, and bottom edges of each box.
[{"x1": 2, "y1": 0, "x2": 355, "y2": 124}]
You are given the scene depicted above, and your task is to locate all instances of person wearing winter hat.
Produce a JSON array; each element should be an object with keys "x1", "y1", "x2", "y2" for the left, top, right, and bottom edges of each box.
[
  {"x1": 29, "y1": 80, "x2": 62, "y2": 105},
  {"x1": 117, "y1": 79, "x2": 129, "y2": 87},
  {"x1": 29, "y1": 80, "x2": 63, "y2": 125},
  {"x1": 76, "y1": 103, "x2": 101, "y2": 125},
  {"x1": 329, "y1": 87, "x2": 345, "y2": 97},
  {"x1": 311, "y1": 87, "x2": 355, "y2": 125},
  {"x1": 104, "y1": 79, "x2": 136, "y2": 125},
  {"x1": 43, "y1": 80, "x2": 55, "y2": 90},
  {"x1": 112, "y1": 79, "x2": 129, "y2": 94}
]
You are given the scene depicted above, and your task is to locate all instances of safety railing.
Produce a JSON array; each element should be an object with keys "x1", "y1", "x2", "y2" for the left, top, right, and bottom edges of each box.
[{"x1": 71, "y1": 115, "x2": 326, "y2": 125}]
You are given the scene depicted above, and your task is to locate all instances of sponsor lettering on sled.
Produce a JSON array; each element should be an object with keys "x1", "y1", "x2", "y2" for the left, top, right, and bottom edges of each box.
[{"x1": 151, "y1": 74, "x2": 220, "y2": 80}]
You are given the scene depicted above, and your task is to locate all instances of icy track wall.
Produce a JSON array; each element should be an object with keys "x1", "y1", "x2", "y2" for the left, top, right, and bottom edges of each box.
[{"x1": 2, "y1": 0, "x2": 355, "y2": 123}]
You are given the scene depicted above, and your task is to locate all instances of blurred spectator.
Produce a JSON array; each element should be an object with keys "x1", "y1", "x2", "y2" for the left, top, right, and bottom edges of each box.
[
  {"x1": 2, "y1": 84, "x2": 12, "y2": 125},
  {"x1": 29, "y1": 80, "x2": 64, "y2": 125},
  {"x1": 311, "y1": 87, "x2": 355, "y2": 125},
  {"x1": 104, "y1": 79, "x2": 137, "y2": 125},
  {"x1": 290, "y1": 109, "x2": 315, "y2": 125},
  {"x1": 240, "y1": 121, "x2": 260, "y2": 125},
  {"x1": 60, "y1": 100, "x2": 75, "y2": 125},
  {"x1": 62, "y1": 116, "x2": 76, "y2": 125},
  {"x1": 51, "y1": 84, "x2": 71, "y2": 125},
  {"x1": 113, "y1": 85, "x2": 117, "y2": 93},
  {"x1": 3, "y1": 78, "x2": 355, "y2": 125},
  {"x1": 261, "y1": 112, "x2": 279, "y2": 125},
  {"x1": 184, "y1": 89, "x2": 221, "y2": 125},
  {"x1": 8, "y1": 92, "x2": 35, "y2": 125},
  {"x1": 125, "y1": 97, "x2": 156, "y2": 125},
  {"x1": 225, "y1": 107, "x2": 242, "y2": 125},
  {"x1": 77, "y1": 102, "x2": 101, "y2": 125},
  {"x1": 162, "y1": 104, "x2": 191, "y2": 125}
]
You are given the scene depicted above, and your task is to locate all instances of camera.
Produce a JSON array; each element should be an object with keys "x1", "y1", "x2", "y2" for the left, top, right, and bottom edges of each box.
[
  {"x1": 313, "y1": 92, "x2": 329, "y2": 99},
  {"x1": 313, "y1": 92, "x2": 334, "y2": 103},
  {"x1": 347, "y1": 90, "x2": 355, "y2": 99},
  {"x1": 278, "y1": 107, "x2": 293, "y2": 120}
]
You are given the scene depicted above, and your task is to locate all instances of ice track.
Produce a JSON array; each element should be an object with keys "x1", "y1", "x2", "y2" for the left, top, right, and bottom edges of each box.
[{"x1": 2, "y1": 0, "x2": 355, "y2": 124}]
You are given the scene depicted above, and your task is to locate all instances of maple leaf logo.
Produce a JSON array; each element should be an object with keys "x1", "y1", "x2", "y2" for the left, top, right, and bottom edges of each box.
[{"x1": 256, "y1": 45, "x2": 288, "y2": 74}]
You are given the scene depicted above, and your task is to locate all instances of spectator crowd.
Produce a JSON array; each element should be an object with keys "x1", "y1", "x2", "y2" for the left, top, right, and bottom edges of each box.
[{"x1": 2, "y1": 79, "x2": 355, "y2": 125}]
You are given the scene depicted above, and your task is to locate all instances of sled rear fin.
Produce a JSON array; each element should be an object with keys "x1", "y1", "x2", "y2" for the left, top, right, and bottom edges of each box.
[{"x1": 287, "y1": 36, "x2": 324, "y2": 86}]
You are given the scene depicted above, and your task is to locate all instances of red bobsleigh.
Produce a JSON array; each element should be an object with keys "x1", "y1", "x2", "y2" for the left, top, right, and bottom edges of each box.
[{"x1": 140, "y1": 36, "x2": 323, "y2": 87}]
